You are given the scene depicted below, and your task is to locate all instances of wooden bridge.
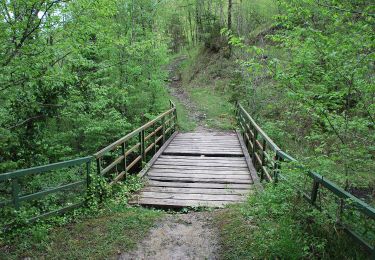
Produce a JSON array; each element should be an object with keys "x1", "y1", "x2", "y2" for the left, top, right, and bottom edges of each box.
[
  {"x1": 1, "y1": 101, "x2": 374, "y2": 254},
  {"x1": 129, "y1": 131, "x2": 259, "y2": 208}
]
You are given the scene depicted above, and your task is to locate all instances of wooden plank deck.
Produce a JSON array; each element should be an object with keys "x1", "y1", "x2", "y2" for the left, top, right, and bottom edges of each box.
[{"x1": 130, "y1": 131, "x2": 258, "y2": 208}]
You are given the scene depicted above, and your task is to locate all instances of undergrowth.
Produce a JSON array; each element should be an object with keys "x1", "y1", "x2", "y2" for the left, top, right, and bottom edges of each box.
[
  {"x1": 0, "y1": 176, "x2": 163, "y2": 259},
  {"x1": 215, "y1": 182, "x2": 368, "y2": 259},
  {"x1": 178, "y1": 47, "x2": 237, "y2": 130},
  {"x1": 170, "y1": 96, "x2": 197, "y2": 132}
]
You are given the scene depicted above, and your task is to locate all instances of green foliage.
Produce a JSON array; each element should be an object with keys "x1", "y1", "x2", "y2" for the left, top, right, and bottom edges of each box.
[
  {"x1": 0, "y1": 0, "x2": 170, "y2": 173},
  {"x1": 233, "y1": 0, "x2": 375, "y2": 191},
  {"x1": 216, "y1": 182, "x2": 367, "y2": 259},
  {"x1": 170, "y1": 97, "x2": 197, "y2": 132},
  {"x1": 1, "y1": 207, "x2": 163, "y2": 260},
  {"x1": 189, "y1": 86, "x2": 235, "y2": 130},
  {"x1": 0, "y1": 175, "x2": 152, "y2": 259}
]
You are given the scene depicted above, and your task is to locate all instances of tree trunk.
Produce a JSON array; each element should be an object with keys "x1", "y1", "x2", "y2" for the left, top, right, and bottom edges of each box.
[
  {"x1": 227, "y1": 0, "x2": 233, "y2": 56},
  {"x1": 228, "y1": 0, "x2": 232, "y2": 31}
]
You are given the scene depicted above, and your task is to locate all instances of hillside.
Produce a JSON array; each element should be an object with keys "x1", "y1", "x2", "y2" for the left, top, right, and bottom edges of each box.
[{"x1": 1, "y1": 0, "x2": 374, "y2": 259}]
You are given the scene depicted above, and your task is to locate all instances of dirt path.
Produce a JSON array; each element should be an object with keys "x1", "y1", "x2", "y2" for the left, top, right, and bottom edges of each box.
[
  {"x1": 118, "y1": 57, "x2": 223, "y2": 260},
  {"x1": 118, "y1": 212, "x2": 220, "y2": 260},
  {"x1": 167, "y1": 56, "x2": 210, "y2": 132}
]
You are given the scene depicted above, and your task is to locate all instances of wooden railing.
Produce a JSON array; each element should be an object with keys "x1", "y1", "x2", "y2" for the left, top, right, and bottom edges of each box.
[
  {"x1": 236, "y1": 102, "x2": 375, "y2": 255},
  {"x1": 93, "y1": 101, "x2": 177, "y2": 185},
  {"x1": 0, "y1": 102, "x2": 177, "y2": 224},
  {"x1": 236, "y1": 102, "x2": 281, "y2": 182}
]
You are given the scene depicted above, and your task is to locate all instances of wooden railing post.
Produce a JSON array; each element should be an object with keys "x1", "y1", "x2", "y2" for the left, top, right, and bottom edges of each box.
[
  {"x1": 162, "y1": 116, "x2": 166, "y2": 144},
  {"x1": 153, "y1": 124, "x2": 157, "y2": 154},
  {"x1": 11, "y1": 179, "x2": 20, "y2": 210},
  {"x1": 252, "y1": 129, "x2": 258, "y2": 164},
  {"x1": 121, "y1": 142, "x2": 127, "y2": 179},
  {"x1": 273, "y1": 153, "x2": 281, "y2": 183},
  {"x1": 86, "y1": 160, "x2": 91, "y2": 189},
  {"x1": 261, "y1": 139, "x2": 267, "y2": 180},
  {"x1": 246, "y1": 122, "x2": 251, "y2": 152},
  {"x1": 173, "y1": 108, "x2": 178, "y2": 131},
  {"x1": 96, "y1": 158, "x2": 102, "y2": 176},
  {"x1": 140, "y1": 129, "x2": 145, "y2": 164}
]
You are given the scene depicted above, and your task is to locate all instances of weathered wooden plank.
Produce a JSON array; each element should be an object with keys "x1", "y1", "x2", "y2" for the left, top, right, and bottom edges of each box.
[
  {"x1": 141, "y1": 186, "x2": 252, "y2": 195},
  {"x1": 135, "y1": 192, "x2": 245, "y2": 201},
  {"x1": 154, "y1": 161, "x2": 247, "y2": 167},
  {"x1": 163, "y1": 150, "x2": 243, "y2": 155},
  {"x1": 167, "y1": 147, "x2": 242, "y2": 151},
  {"x1": 165, "y1": 146, "x2": 242, "y2": 150},
  {"x1": 148, "y1": 176, "x2": 252, "y2": 184},
  {"x1": 172, "y1": 140, "x2": 237, "y2": 143},
  {"x1": 177, "y1": 132, "x2": 235, "y2": 134},
  {"x1": 170, "y1": 140, "x2": 240, "y2": 143},
  {"x1": 159, "y1": 155, "x2": 245, "y2": 161},
  {"x1": 157, "y1": 157, "x2": 246, "y2": 162},
  {"x1": 137, "y1": 131, "x2": 178, "y2": 178},
  {"x1": 163, "y1": 149, "x2": 242, "y2": 152},
  {"x1": 173, "y1": 136, "x2": 237, "y2": 139},
  {"x1": 156, "y1": 160, "x2": 246, "y2": 165},
  {"x1": 167, "y1": 144, "x2": 241, "y2": 148},
  {"x1": 175, "y1": 135, "x2": 237, "y2": 138},
  {"x1": 129, "y1": 198, "x2": 236, "y2": 208},
  {"x1": 236, "y1": 130, "x2": 261, "y2": 186},
  {"x1": 176, "y1": 132, "x2": 237, "y2": 136},
  {"x1": 148, "y1": 172, "x2": 251, "y2": 179},
  {"x1": 171, "y1": 140, "x2": 238, "y2": 143},
  {"x1": 134, "y1": 131, "x2": 257, "y2": 208},
  {"x1": 152, "y1": 165, "x2": 248, "y2": 170},
  {"x1": 148, "y1": 169, "x2": 250, "y2": 175},
  {"x1": 147, "y1": 180, "x2": 252, "y2": 189},
  {"x1": 169, "y1": 144, "x2": 240, "y2": 148}
]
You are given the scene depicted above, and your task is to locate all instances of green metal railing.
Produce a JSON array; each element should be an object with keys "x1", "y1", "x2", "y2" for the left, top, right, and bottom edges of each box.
[
  {"x1": 0, "y1": 102, "x2": 177, "y2": 225},
  {"x1": 236, "y1": 102, "x2": 375, "y2": 256},
  {"x1": 0, "y1": 156, "x2": 92, "y2": 223}
]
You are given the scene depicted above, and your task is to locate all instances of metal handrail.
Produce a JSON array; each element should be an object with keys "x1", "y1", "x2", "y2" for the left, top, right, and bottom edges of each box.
[{"x1": 236, "y1": 102, "x2": 375, "y2": 255}]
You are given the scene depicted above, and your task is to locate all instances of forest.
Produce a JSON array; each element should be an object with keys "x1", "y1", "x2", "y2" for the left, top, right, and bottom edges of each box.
[{"x1": 0, "y1": 0, "x2": 374, "y2": 259}]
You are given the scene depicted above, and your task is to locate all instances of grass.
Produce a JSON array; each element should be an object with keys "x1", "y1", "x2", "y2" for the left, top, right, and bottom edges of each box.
[
  {"x1": 188, "y1": 86, "x2": 235, "y2": 130},
  {"x1": 177, "y1": 46, "x2": 237, "y2": 131},
  {"x1": 170, "y1": 96, "x2": 197, "y2": 132},
  {"x1": 215, "y1": 183, "x2": 368, "y2": 260},
  {"x1": 1, "y1": 206, "x2": 163, "y2": 260},
  {"x1": 0, "y1": 176, "x2": 163, "y2": 260}
]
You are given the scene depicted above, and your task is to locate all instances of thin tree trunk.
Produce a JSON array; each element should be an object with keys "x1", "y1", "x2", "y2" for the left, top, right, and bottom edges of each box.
[
  {"x1": 228, "y1": 0, "x2": 232, "y2": 30},
  {"x1": 227, "y1": 0, "x2": 233, "y2": 56}
]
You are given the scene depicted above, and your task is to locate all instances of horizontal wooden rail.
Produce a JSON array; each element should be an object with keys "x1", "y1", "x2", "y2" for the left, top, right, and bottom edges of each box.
[
  {"x1": 94, "y1": 107, "x2": 175, "y2": 158},
  {"x1": 235, "y1": 102, "x2": 375, "y2": 255},
  {"x1": 94, "y1": 101, "x2": 177, "y2": 184}
]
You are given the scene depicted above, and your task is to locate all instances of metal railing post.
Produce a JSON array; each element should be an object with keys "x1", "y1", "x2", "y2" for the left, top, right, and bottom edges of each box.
[
  {"x1": 310, "y1": 177, "x2": 320, "y2": 204},
  {"x1": 11, "y1": 179, "x2": 20, "y2": 210}
]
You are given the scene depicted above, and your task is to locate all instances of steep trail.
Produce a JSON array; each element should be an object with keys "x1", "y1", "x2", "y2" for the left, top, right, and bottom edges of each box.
[
  {"x1": 118, "y1": 56, "x2": 225, "y2": 259},
  {"x1": 167, "y1": 56, "x2": 210, "y2": 132}
]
